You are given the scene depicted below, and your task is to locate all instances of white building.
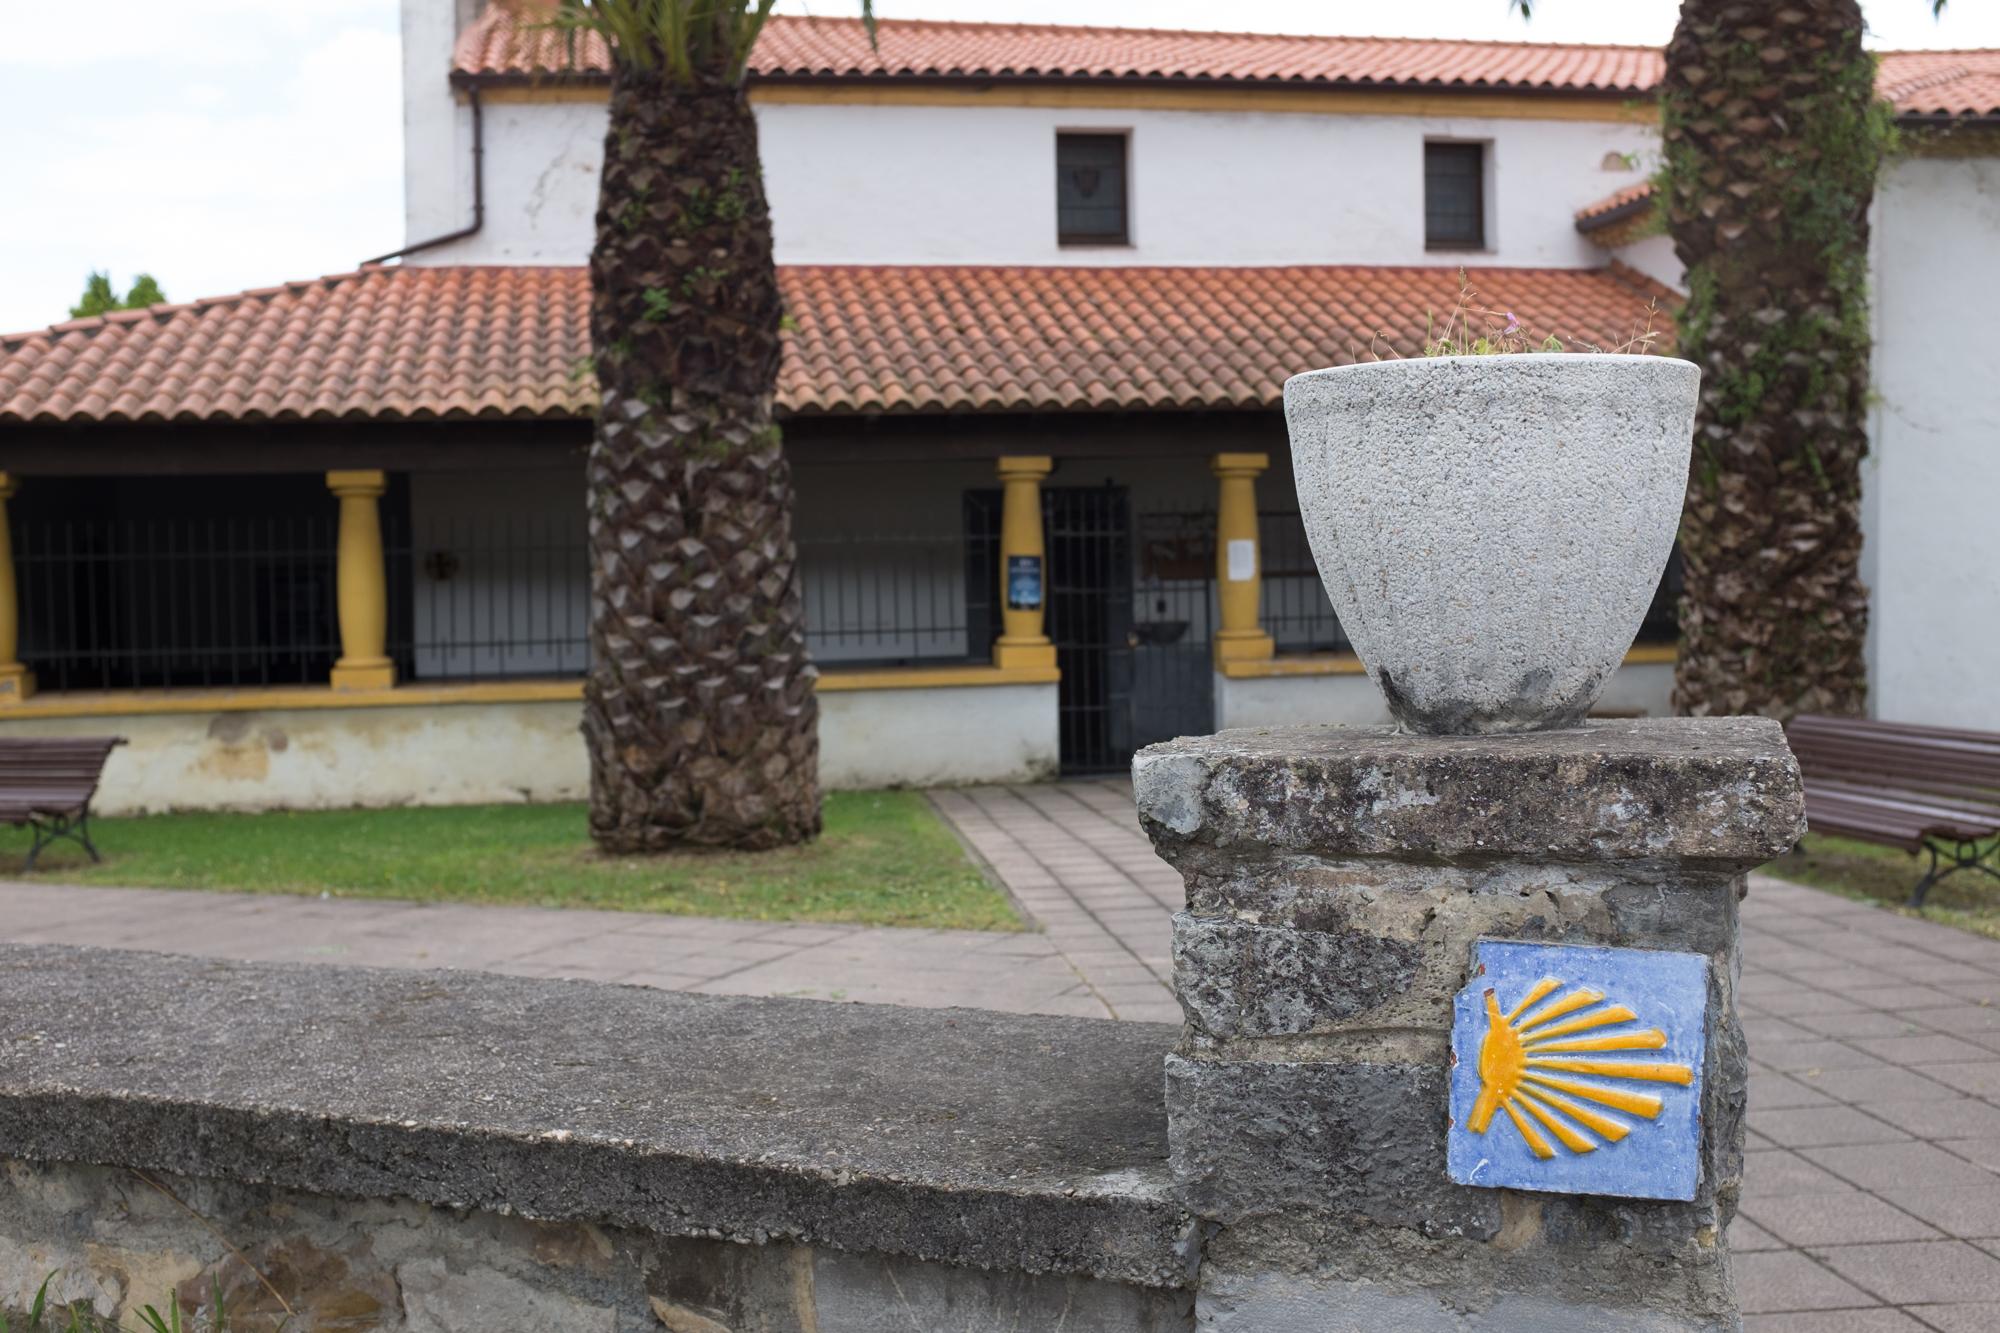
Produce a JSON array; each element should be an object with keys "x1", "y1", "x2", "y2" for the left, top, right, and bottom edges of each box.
[{"x1": 0, "y1": 3, "x2": 1993, "y2": 811}]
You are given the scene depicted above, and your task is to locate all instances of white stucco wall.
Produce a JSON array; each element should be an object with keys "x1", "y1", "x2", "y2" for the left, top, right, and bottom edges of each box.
[
  {"x1": 1866, "y1": 155, "x2": 2000, "y2": 730},
  {"x1": 819, "y1": 682, "x2": 1058, "y2": 789},
  {"x1": 1608, "y1": 231, "x2": 1683, "y2": 291},
  {"x1": 0, "y1": 683, "x2": 1058, "y2": 815},
  {"x1": 405, "y1": 92, "x2": 1655, "y2": 270},
  {"x1": 1213, "y1": 660, "x2": 1674, "y2": 731}
]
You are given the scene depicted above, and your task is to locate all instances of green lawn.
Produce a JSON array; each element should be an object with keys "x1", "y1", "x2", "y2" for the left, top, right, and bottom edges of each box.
[
  {"x1": 1764, "y1": 832, "x2": 2000, "y2": 942},
  {"x1": 4, "y1": 792, "x2": 1021, "y2": 932}
]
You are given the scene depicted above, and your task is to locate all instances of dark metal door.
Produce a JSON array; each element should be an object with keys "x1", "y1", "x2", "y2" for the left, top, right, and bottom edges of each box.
[
  {"x1": 1045, "y1": 486, "x2": 1135, "y2": 773},
  {"x1": 967, "y1": 490, "x2": 1222, "y2": 773}
]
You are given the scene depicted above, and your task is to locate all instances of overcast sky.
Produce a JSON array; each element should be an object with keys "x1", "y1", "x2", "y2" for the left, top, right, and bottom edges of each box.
[{"x1": 1, "y1": 0, "x2": 1992, "y2": 334}]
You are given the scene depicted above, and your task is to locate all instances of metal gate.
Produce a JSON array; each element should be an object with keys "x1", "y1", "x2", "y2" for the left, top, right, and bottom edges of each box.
[{"x1": 968, "y1": 489, "x2": 1214, "y2": 774}]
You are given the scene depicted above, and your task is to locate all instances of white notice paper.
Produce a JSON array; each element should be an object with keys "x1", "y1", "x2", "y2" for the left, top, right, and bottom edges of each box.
[{"x1": 1226, "y1": 539, "x2": 1256, "y2": 582}]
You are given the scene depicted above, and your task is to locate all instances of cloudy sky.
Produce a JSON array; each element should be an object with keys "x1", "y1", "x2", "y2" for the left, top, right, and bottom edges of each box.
[{"x1": 1, "y1": 0, "x2": 1992, "y2": 334}]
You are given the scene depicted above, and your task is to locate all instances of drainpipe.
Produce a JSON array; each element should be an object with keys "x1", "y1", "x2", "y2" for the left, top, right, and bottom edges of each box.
[{"x1": 363, "y1": 84, "x2": 484, "y2": 266}]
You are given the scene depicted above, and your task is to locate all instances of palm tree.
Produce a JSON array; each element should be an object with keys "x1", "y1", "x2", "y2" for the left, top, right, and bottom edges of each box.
[
  {"x1": 1523, "y1": 0, "x2": 1941, "y2": 720},
  {"x1": 526, "y1": 1, "x2": 867, "y2": 851},
  {"x1": 1659, "y1": 0, "x2": 1890, "y2": 720}
]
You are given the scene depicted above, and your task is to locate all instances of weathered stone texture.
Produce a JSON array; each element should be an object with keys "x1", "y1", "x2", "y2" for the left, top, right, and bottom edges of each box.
[
  {"x1": 0, "y1": 1159, "x2": 1193, "y2": 1332},
  {"x1": 1136, "y1": 717, "x2": 1804, "y2": 867},
  {"x1": 1140, "y1": 719, "x2": 1794, "y2": 1333},
  {"x1": 1164, "y1": 1055, "x2": 1501, "y2": 1239},
  {"x1": 0, "y1": 945, "x2": 1190, "y2": 1292}
]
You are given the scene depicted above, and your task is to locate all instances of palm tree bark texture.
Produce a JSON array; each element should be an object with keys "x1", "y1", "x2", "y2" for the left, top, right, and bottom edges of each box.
[
  {"x1": 1662, "y1": 0, "x2": 1881, "y2": 720},
  {"x1": 583, "y1": 54, "x2": 820, "y2": 851}
]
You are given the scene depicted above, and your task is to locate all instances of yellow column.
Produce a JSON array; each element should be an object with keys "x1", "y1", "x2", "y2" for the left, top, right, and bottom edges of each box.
[
  {"x1": 0, "y1": 474, "x2": 33, "y2": 704},
  {"x1": 326, "y1": 470, "x2": 396, "y2": 691},
  {"x1": 993, "y1": 456, "x2": 1057, "y2": 671},
  {"x1": 1212, "y1": 452, "x2": 1275, "y2": 667}
]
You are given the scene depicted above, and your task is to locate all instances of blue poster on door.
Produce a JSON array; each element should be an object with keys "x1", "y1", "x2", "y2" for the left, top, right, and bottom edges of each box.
[{"x1": 1008, "y1": 555, "x2": 1043, "y2": 611}]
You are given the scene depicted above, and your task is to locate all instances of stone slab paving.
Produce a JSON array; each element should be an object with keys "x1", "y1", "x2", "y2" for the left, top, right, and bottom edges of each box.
[
  {"x1": 5, "y1": 778, "x2": 2000, "y2": 1326},
  {"x1": 0, "y1": 880, "x2": 1107, "y2": 1018}
]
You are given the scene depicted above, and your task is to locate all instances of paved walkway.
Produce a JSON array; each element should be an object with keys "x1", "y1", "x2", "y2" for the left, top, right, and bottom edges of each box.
[{"x1": 4, "y1": 780, "x2": 2000, "y2": 1327}]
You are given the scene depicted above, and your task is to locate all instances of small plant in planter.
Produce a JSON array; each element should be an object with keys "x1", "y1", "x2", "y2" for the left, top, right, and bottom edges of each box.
[{"x1": 1286, "y1": 276, "x2": 1693, "y2": 734}]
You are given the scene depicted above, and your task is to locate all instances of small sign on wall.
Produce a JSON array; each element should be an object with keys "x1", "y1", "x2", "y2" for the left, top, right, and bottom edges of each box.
[
  {"x1": 1225, "y1": 538, "x2": 1256, "y2": 583},
  {"x1": 1447, "y1": 939, "x2": 1709, "y2": 1202},
  {"x1": 1007, "y1": 555, "x2": 1044, "y2": 611}
]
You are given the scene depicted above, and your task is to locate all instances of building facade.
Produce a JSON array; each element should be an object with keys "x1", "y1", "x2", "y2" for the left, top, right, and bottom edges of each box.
[{"x1": 0, "y1": 4, "x2": 1994, "y2": 813}]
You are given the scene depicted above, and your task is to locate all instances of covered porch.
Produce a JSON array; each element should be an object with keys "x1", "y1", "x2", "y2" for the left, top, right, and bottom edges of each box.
[{"x1": 0, "y1": 260, "x2": 1681, "y2": 811}]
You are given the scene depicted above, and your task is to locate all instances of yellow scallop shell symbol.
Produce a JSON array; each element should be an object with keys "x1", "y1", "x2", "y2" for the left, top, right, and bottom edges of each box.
[{"x1": 1469, "y1": 976, "x2": 1694, "y2": 1160}]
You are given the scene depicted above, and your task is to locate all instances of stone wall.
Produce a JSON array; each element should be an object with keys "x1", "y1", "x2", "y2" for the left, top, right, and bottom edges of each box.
[
  {"x1": 1136, "y1": 718, "x2": 1804, "y2": 1331},
  {"x1": 0, "y1": 1160, "x2": 1189, "y2": 1332}
]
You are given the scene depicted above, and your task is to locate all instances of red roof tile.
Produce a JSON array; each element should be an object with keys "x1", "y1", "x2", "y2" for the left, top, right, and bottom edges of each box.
[
  {"x1": 1576, "y1": 180, "x2": 1658, "y2": 232},
  {"x1": 456, "y1": 8, "x2": 1663, "y2": 94},
  {"x1": 0, "y1": 264, "x2": 1674, "y2": 426},
  {"x1": 455, "y1": 10, "x2": 2000, "y2": 116},
  {"x1": 1876, "y1": 50, "x2": 2000, "y2": 118}
]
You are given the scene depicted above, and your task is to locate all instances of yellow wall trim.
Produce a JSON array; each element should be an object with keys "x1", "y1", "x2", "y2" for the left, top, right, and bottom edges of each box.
[
  {"x1": 1222, "y1": 644, "x2": 1679, "y2": 680},
  {"x1": 480, "y1": 82, "x2": 1654, "y2": 124},
  {"x1": 815, "y1": 664, "x2": 1060, "y2": 691},
  {"x1": 0, "y1": 665, "x2": 1060, "y2": 721}
]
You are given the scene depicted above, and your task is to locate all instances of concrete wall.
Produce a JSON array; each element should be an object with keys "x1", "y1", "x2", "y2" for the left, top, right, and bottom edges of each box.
[
  {"x1": 1214, "y1": 659, "x2": 1674, "y2": 731},
  {"x1": 1866, "y1": 155, "x2": 2000, "y2": 730},
  {"x1": 404, "y1": 92, "x2": 1654, "y2": 270},
  {"x1": 0, "y1": 682, "x2": 1058, "y2": 814}
]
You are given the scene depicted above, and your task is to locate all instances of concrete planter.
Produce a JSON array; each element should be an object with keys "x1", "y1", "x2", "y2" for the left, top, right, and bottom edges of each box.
[{"x1": 1283, "y1": 354, "x2": 1698, "y2": 734}]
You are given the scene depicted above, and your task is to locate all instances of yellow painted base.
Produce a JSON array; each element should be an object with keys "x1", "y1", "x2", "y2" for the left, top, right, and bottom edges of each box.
[
  {"x1": 1212, "y1": 632, "x2": 1276, "y2": 667},
  {"x1": 0, "y1": 665, "x2": 36, "y2": 705},
  {"x1": 993, "y1": 640, "x2": 1059, "y2": 671},
  {"x1": 818, "y1": 663, "x2": 1060, "y2": 691},
  {"x1": 330, "y1": 661, "x2": 398, "y2": 692}
]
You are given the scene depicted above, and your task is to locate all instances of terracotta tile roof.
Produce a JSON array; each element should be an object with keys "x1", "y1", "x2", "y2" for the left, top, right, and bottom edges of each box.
[
  {"x1": 1575, "y1": 180, "x2": 1658, "y2": 233},
  {"x1": 1876, "y1": 50, "x2": 2000, "y2": 118},
  {"x1": 455, "y1": 8, "x2": 1663, "y2": 94},
  {"x1": 0, "y1": 263, "x2": 1674, "y2": 426},
  {"x1": 0, "y1": 267, "x2": 596, "y2": 425},
  {"x1": 455, "y1": 10, "x2": 2000, "y2": 117}
]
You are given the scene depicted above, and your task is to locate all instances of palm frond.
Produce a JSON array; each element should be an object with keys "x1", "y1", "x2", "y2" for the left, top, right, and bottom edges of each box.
[{"x1": 512, "y1": 0, "x2": 871, "y2": 84}]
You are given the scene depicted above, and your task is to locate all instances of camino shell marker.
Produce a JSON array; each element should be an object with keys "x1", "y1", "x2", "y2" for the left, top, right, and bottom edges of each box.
[{"x1": 1448, "y1": 940, "x2": 1709, "y2": 1201}]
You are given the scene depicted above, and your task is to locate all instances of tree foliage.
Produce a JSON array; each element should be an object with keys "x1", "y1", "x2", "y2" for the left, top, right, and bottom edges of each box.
[{"x1": 69, "y1": 270, "x2": 166, "y2": 320}]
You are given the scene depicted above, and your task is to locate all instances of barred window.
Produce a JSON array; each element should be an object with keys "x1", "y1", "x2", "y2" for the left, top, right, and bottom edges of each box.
[
  {"x1": 1425, "y1": 142, "x2": 1487, "y2": 250},
  {"x1": 1057, "y1": 133, "x2": 1129, "y2": 245}
]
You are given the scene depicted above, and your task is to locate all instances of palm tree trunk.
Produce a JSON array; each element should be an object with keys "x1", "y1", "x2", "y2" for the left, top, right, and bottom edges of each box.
[
  {"x1": 1664, "y1": 0, "x2": 1881, "y2": 720},
  {"x1": 583, "y1": 61, "x2": 820, "y2": 851}
]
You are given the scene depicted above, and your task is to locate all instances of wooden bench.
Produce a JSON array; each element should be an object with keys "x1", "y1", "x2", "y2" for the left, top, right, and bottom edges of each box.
[
  {"x1": 0, "y1": 737, "x2": 126, "y2": 871},
  {"x1": 1788, "y1": 714, "x2": 2000, "y2": 907}
]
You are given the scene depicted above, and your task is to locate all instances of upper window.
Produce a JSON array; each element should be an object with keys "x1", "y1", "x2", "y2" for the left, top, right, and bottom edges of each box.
[
  {"x1": 1425, "y1": 142, "x2": 1487, "y2": 250},
  {"x1": 1057, "y1": 133, "x2": 1129, "y2": 246}
]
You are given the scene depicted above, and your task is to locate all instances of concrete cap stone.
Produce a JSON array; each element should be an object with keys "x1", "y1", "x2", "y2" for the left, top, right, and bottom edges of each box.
[
  {"x1": 0, "y1": 944, "x2": 1191, "y2": 1290},
  {"x1": 1135, "y1": 717, "x2": 1804, "y2": 867}
]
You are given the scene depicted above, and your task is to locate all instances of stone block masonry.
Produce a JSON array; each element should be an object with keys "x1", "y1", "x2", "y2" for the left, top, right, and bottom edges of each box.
[
  {"x1": 0, "y1": 945, "x2": 1194, "y2": 1329},
  {"x1": 1136, "y1": 718, "x2": 1805, "y2": 1331}
]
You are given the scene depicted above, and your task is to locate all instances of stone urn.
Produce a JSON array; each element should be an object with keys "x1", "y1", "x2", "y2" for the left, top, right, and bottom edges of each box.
[{"x1": 1282, "y1": 354, "x2": 1699, "y2": 734}]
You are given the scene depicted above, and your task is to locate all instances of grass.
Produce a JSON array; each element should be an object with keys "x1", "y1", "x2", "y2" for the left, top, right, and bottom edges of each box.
[
  {"x1": 4, "y1": 791, "x2": 1020, "y2": 932},
  {"x1": 1763, "y1": 832, "x2": 2000, "y2": 942}
]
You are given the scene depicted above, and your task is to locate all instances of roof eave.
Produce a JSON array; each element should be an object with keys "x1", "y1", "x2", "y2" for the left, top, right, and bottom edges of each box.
[{"x1": 450, "y1": 67, "x2": 1653, "y2": 100}]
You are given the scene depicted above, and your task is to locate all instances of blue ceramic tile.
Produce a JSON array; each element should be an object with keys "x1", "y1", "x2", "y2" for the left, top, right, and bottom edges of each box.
[{"x1": 1447, "y1": 939, "x2": 1709, "y2": 1202}]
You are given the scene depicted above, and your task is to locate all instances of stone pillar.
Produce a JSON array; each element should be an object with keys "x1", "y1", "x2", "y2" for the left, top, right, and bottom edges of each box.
[
  {"x1": 326, "y1": 470, "x2": 395, "y2": 691},
  {"x1": 1210, "y1": 453, "x2": 1274, "y2": 667},
  {"x1": 993, "y1": 456, "x2": 1056, "y2": 672},
  {"x1": 0, "y1": 474, "x2": 31, "y2": 704},
  {"x1": 1135, "y1": 718, "x2": 1803, "y2": 1331}
]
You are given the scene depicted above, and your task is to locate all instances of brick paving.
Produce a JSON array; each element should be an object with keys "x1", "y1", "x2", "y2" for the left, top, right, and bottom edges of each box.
[{"x1": 5, "y1": 778, "x2": 2000, "y2": 1325}]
